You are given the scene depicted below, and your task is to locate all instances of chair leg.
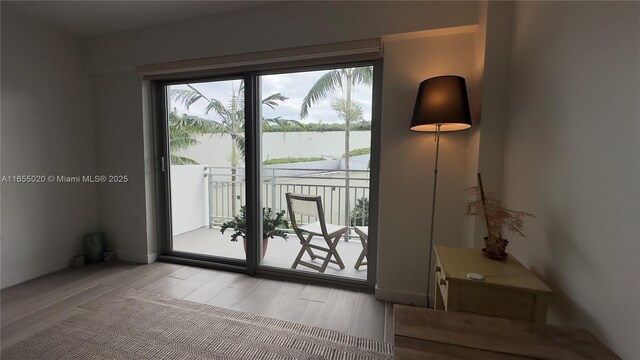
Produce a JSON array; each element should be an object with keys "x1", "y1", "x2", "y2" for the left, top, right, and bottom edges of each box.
[
  {"x1": 322, "y1": 234, "x2": 345, "y2": 272},
  {"x1": 292, "y1": 232, "x2": 313, "y2": 269},
  {"x1": 354, "y1": 235, "x2": 368, "y2": 269},
  {"x1": 355, "y1": 249, "x2": 367, "y2": 269},
  {"x1": 294, "y1": 231, "x2": 346, "y2": 273},
  {"x1": 333, "y1": 236, "x2": 346, "y2": 269},
  {"x1": 318, "y1": 245, "x2": 331, "y2": 273},
  {"x1": 303, "y1": 234, "x2": 316, "y2": 259},
  {"x1": 291, "y1": 245, "x2": 307, "y2": 270}
]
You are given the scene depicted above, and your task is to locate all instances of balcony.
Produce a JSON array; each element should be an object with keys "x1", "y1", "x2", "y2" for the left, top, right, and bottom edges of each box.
[
  {"x1": 170, "y1": 163, "x2": 370, "y2": 280},
  {"x1": 173, "y1": 227, "x2": 367, "y2": 279}
]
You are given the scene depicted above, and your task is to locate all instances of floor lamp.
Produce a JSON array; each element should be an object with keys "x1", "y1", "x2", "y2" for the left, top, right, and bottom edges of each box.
[{"x1": 410, "y1": 75, "x2": 472, "y2": 308}]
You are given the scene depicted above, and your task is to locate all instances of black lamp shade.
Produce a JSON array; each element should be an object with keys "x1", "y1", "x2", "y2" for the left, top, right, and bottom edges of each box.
[{"x1": 410, "y1": 75, "x2": 472, "y2": 132}]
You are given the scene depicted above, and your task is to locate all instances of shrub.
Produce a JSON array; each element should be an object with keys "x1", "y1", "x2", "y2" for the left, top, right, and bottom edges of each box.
[
  {"x1": 343, "y1": 147, "x2": 370, "y2": 158},
  {"x1": 263, "y1": 157, "x2": 324, "y2": 166},
  {"x1": 262, "y1": 121, "x2": 371, "y2": 132}
]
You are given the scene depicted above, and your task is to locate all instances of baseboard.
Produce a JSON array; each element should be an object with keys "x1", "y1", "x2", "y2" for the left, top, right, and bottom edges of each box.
[
  {"x1": 110, "y1": 250, "x2": 157, "y2": 264},
  {"x1": 375, "y1": 286, "x2": 433, "y2": 307},
  {"x1": 1, "y1": 260, "x2": 68, "y2": 289},
  {"x1": 114, "y1": 251, "x2": 145, "y2": 264}
]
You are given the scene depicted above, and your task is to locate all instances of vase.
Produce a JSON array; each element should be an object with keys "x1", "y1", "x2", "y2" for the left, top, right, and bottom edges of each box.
[
  {"x1": 242, "y1": 238, "x2": 269, "y2": 259},
  {"x1": 84, "y1": 232, "x2": 105, "y2": 264},
  {"x1": 482, "y1": 236, "x2": 508, "y2": 260}
]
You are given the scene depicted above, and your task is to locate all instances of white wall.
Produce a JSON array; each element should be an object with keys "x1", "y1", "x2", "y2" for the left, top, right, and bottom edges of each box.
[
  {"x1": 93, "y1": 72, "x2": 150, "y2": 263},
  {"x1": 83, "y1": 1, "x2": 478, "y2": 73},
  {"x1": 376, "y1": 30, "x2": 479, "y2": 304},
  {"x1": 262, "y1": 131, "x2": 371, "y2": 162},
  {"x1": 502, "y1": 2, "x2": 639, "y2": 358},
  {"x1": 0, "y1": 9, "x2": 99, "y2": 287},
  {"x1": 170, "y1": 165, "x2": 208, "y2": 236},
  {"x1": 475, "y1": 2, "x2": 513, "y2": 206},
  {"x1": 461, "y1": 1, "x2": 488, "y2": 249},
  {"x1": 181, "y1": 131, "x2": 371, "y2": 169},
  {"x1": 463, "y1": 2, "x2": 514, "y2": 249},
  {"x1": 81, "y1": 1, "x2": 480, "y2": 264}
]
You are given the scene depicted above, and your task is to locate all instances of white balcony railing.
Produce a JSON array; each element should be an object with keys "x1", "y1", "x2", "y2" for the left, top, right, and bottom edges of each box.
[{"x1": 204, "y1": 166, "x2": 370, "y2": 234}]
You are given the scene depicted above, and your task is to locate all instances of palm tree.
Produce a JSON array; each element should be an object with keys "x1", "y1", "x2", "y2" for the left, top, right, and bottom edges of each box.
[
  {"x1": 171, "y1": 80, "x2": 288, "y2": 215},
  {"x1": 168, "y1": 111, "x2": 219, "y2": 165},
  {"x1": 300, "y1": 67, "x2": 373, "y2": 230}
]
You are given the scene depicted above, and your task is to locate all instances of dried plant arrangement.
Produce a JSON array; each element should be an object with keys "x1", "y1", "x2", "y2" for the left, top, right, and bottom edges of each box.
[{"x1": 465, "y1": 173, "x2": 535, "y2": 259}]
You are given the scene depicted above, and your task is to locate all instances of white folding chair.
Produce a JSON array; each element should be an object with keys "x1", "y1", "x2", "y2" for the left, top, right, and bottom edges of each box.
[{"x1": 285, "y1": 193, "x2": 347, "y2": 273}]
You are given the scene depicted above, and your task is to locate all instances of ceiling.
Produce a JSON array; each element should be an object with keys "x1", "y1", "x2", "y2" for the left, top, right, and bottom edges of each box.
[{"x1": 2, "y1": 1, "x2": 272, "y2": 38}]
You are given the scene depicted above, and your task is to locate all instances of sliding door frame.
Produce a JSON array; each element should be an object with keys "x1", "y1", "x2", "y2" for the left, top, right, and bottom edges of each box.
[
  {"x1": 252, "y1": 59, "x2": 383, "y2": 290},
  {"x1": 152, "y1": 74, "x2": 248, "y2": 273},
  {"x1": 151, "y1": 59, "x2": 383, "y2": 290}
]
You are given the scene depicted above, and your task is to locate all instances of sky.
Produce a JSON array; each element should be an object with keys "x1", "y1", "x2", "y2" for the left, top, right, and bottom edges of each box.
[{"x1": 168, "y1": 67, "x2": 373, "y2": 124}]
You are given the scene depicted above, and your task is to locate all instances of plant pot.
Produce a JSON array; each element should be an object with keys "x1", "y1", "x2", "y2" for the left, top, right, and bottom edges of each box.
[
  {"x1": 482, "y1": 236, "x2": 509, "y2": 260},
  {"x1": 242, "y1": 238, "x2": 269, "y2": 259}
]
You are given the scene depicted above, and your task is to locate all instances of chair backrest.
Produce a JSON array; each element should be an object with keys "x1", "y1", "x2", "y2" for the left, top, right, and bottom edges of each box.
[{"x1": 285, "y1": 193, "x2": 328, "y2": 235}]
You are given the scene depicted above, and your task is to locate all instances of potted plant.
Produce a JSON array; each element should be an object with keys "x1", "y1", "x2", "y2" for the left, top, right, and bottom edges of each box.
[
  {"x1": 220, "y1": 206, "x2": 289, "y2": 257},
  {"x1": 465, "y1": 173, "x2": 534, "y2": 260},
  {"x1": 350, "y1": 197, "x2": 369, "y2": 227}
]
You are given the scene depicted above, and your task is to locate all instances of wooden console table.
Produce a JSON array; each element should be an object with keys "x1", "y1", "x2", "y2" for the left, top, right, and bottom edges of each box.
[
  {"x1": 394, "y1": 305, "x2": 620, "y2": 359},
  {"x1": 434, "y1": 245, "x2": 552, "y2": 323}
]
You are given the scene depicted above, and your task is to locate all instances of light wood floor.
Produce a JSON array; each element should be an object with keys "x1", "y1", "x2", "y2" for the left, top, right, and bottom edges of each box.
[{"x1": 1, "y1": 261, "x2": 393, "y2": 351}]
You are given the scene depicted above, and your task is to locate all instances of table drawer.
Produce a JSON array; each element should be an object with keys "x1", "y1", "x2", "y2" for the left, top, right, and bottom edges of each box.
[{"x1": 435, "y1": 264, "x2": 448, "y2": 304}]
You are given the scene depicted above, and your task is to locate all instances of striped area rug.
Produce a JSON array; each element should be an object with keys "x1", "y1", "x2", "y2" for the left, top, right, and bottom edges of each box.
[{"x1": 3, "y1": 289, "x2": 393, "y2": 359}]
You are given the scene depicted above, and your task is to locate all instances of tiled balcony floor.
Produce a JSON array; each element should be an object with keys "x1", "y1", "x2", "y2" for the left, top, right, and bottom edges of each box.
[{"x1": 173, "y1": 227, "x2": 368, "y2": 280}]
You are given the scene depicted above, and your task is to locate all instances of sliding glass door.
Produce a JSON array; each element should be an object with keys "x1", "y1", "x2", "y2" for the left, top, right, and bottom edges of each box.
[
  {"x1": 259, "y1": 66, "x2": 373, "y2": 281},
  {"x1": 164, "y1": 78, "x2": 246, "y2": 262},
  {"x1": 155, "y1": 62, "x2": 380, "y2": 286}
]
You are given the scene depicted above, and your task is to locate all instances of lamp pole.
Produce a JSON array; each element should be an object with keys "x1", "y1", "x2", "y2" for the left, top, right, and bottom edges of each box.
[
  {"x1": 426, "y1": 124, "x2": 442, "y2": 308},
  {"x1": 409, "y1": 75, "x2": 472, "y2": 308}
]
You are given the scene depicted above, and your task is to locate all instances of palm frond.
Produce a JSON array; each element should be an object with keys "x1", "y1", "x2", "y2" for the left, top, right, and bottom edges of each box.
[
  {"x1": 205, "y1": 99, "x2": 232, "y2": 121},
  {"x1": 237, "y1": 109, "x2": 246, "y2": 128},
  {"x1": 170, "y1": 113, "x2": 221, "y2": 134},
  {"x1": 351, "y1": 66, "x2": 373, "y2": 86},
  {"x1": 197, "y1": 118, "x2": 226, "y2": 133},
  {"x1": 263, "y1": 117, "x2": 306, "y2": 131},
  {"x1": 235, "y1": 136, "x2": 246, "y2": 159},
  {"x1": 170, "y1": 135, "x2": 199, "y2": 149},
  {"x1": 300, "y1": 70, "x2": 342, "y2": 119},
  {"x1": 171, "y1": 89, "x2": 202, "y2": 109},
  {"x1": 262, "y1": 93, "x2": 289, "y2": 110},
  {"x1": 168, "y1": 112, "x2": 225, "y2": 162},
  {"x1": 186, "y1": 84, "x2": 211, "y2": 102},
  {"x1": 170, "y1": 154, "x2": 199, "y2": 165},
  {"x1": 230, "y1": 80, "x2": 245, "y2": 111},
  {"x1": 228, "y1": 94, "x2": 238, "y2": 113}
]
